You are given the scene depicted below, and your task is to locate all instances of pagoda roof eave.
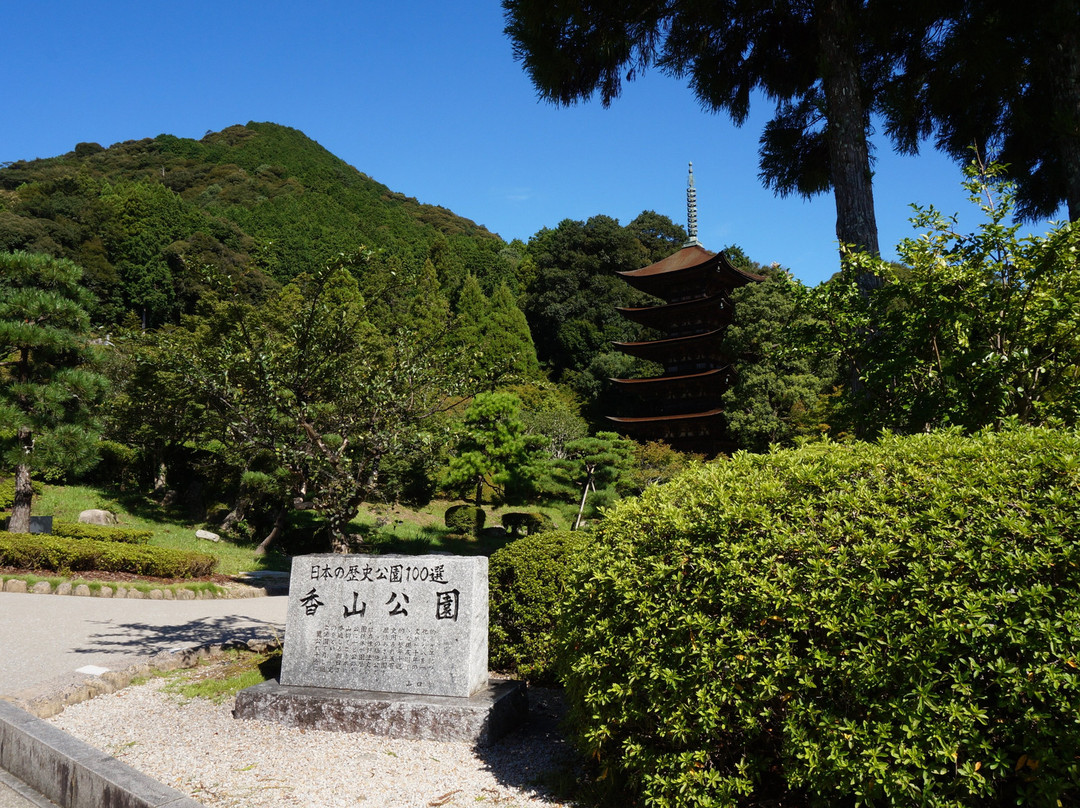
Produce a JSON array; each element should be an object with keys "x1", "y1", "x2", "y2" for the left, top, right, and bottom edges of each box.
[
  {"x1": 618, "y1": 244, "x2": 717, "y2": 276},
  {"x1": 615, "y1": 292, "x2": 731, "y2": 327},
  {"x1": 609, "y1": 367, "x2": 730, "y2": 386},
  {"x1": 606, "y1": 407, "x2": 726, "y2": 425},
  {"x1": 616, "y1": 292, "x2": 727, "y2": 316},
  {"x1": 612, "y1": 327, "x2": 725, "y2": 351},
  {"x1": 617, "y1": 246, "x2": 765, "y2": 285}
]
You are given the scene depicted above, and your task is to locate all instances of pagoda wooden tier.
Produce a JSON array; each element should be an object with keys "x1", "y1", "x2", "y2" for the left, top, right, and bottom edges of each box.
[
  {"x1": 616, "y1": 292, "x2": 734, "y2": 335},
  {"x1": 606, "y1": 409, "x2": 737, "y2": 452},
  {"x1": 607, "y1": 243, "x2": 762, "y2": 454},
  {"x1": 612, "y1": 328, "x2": 728, "y2": 372}
]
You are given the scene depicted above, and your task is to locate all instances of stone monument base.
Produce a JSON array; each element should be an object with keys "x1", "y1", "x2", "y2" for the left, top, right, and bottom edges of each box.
[{"x1": 233, "y1": 678, "x2": 527, "y2": 746}]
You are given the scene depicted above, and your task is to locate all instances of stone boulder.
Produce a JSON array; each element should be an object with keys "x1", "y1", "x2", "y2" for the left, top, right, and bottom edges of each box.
[{"x1": 78, "y1": 509, "x2": 118, "y2": 526}]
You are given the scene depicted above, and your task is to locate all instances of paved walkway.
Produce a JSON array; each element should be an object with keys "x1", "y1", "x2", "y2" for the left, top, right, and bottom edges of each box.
[
  {"x1": 0, "y1": 769, "x2": 58, "y2": 808},
  {"x1": 0, "y1": 590, "x2": 288, "y2": 807},
  {"x1": 0, "y1": 591, "x2": 288, "y2": 701}
]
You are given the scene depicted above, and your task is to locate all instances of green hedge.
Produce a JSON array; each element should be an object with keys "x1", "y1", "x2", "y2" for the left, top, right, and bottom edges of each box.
[
  {"x1": 444, "y1": 504, "x2": 485, "y2": 535},
  {"x1": 53, "y1": 521, "x2": 152, "y2": 544},
  {"x1": 489, "y1": 529, "x2": 591, "y2": 684},
  {"x1": 558, "y1": 427, "x2": 1080, "y2": 807},
  {"x1": 0, "y1": 533, "x2": 217, "y2": 578},
  {"x1": 501, "y1": 511, "x2": 555, "y2": 536}
]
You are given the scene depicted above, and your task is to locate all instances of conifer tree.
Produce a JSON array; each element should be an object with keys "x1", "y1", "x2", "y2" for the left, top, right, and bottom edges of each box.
[
  {"x1": 559, "y1": 431, "x2": 636, "y2": 529},
  {"x1": 503, "y1": 0, "x2": 919, "y2": 258},
  {"x1": 0, "y1": 251, "x2": 108, "y2": 532},
  {"x1": 484, "y1": 282, "x2": 541, "y2": 389},
  {"x1": 454, "y1": 276, "x2": 541, "y2": 391},
  {"x1": 442, "y1": 392, "x2": 537, "y2": 506},
  {"x1": 886, "y1": 0, "x2": 1080, "y2": 222}
]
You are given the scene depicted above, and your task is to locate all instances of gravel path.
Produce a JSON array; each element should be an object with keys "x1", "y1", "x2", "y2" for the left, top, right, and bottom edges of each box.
[{"x1": 48, "y1": 675, "x2": 580, "y2": 808}]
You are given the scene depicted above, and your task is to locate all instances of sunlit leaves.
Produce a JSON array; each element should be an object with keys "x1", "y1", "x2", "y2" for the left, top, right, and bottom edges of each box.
[
  {"x1": 807, "y1": 163, "x2": 1080, "y2": 434},
  {"x1": 558, "y1": 427, "x2": 1080, "y2": 806}
]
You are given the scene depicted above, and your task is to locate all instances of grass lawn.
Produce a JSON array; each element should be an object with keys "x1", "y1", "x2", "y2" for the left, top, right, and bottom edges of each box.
[
  {"x1": 19, "y1": 483, "x2": 577, "y2": 579},
  {"x1": 31, "y1": 484, "x2": 289, "y2": 576},
  {"x1": 354, "y1": 499, "x2": 573, "y2": 555}
]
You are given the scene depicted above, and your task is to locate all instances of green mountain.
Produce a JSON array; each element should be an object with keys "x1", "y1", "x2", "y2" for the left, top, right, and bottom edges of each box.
[{"x1": 0, "y1": 122, "x2": 510, "y2": 326}]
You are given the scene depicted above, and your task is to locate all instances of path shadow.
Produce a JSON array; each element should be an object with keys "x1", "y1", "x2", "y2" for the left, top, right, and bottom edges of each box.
[
  {"x1": 473, "y1": 686, "x2": 589, "y2": 805},
  {"x1": 73, "y1": 615, "x2": 284, "y2": 658}
]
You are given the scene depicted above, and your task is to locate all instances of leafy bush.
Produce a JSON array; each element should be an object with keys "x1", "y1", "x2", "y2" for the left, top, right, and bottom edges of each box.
[
  {"x1": 444, "y1": 504, "x2": 485, "y2": 535},
  {"x1": 80, "y1": 439, "x2": 140, "y2": 486},
  {"x1": 0, "y1": 478, "x2": 42, "y2": 510},
  {"x1": 558, "y1": 427, "x2": 1080, "y2": 807},
  {"x1": 0, "y1": 533, "x2": 217, "y2": 578},
  {"x1": 52, "y1": 521, "x2": 151, "y2": 544},
  {"x1": 501, "y1": 511, "x2": 554, "y2": 536},
  {"x1": 490, "y1": 529, "x2": 591, "y2": 684}
]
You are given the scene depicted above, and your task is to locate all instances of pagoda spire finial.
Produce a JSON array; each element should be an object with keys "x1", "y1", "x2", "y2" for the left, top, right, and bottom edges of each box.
[{"x1": 684, "y1": 161, "x2": 701, "y2": 247}]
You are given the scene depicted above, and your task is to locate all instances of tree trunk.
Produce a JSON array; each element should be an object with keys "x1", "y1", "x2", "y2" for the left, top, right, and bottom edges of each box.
[
  {"x1": 573, "y1": 481, "x2": 589, "y2": 531},
  {"x1": 328, "y1": 514, "x2": 350, "y2": 554},
  {"x1": 8, "y1": 460, "x2": 33, "y2": 534},
  {"x1": 573, "y1": 467, "x2": 595, "y2": 531},
  {"x1": 1047, "y1": 11, "x2": 1080, "y2": 221},
  {"x1": 254, "y1": 504, "x2": 288, "y2": 557},
  {"x1": 218, "y1": 495, "x2": 251, "y2": 534},
  {"x1": 474, "y1": 474, "x2": 484, "y2": 508},
  {"x1": 818, "y1": 0, "x2": 880, "y2": 265},
  {"x1": 153, "y1": 461, "x2": 167, "y2": 493},
  {"x1": 326, "y1": 499, "x2": 361, "y2": 554}
]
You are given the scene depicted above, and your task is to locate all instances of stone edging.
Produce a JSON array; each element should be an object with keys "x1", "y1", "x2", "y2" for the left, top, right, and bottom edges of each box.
[
  {"x1": 0, "y1": 578, "x2": 273, "y2": 600},
  {"x1": 6, "y1": 639, "x2": 283, "y2": 720},
  {"x1": 0, "y1": 698, "x2": 206, "y2": 808}
]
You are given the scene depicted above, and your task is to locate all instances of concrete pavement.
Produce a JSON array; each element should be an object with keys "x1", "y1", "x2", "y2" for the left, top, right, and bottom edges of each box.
[
  {"x1": 0, "y1": 768, "x2": 58, "y2": 808},
  {"x1": 0, "y1": 591, "x2": 287, "y2": 703},
  {"x1": 0, "y1": 590, "x2": 288, "y2": 808}
]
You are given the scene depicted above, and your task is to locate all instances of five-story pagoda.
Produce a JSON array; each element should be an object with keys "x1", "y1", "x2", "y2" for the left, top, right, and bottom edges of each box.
[{"x1": 607, "y1": 164, "x2": 762, "y2": 454}]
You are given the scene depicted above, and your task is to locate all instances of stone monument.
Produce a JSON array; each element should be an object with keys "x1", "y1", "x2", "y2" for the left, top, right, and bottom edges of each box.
[{"x1": 234, "y1": 554, "x2": 526, "y2": 744}]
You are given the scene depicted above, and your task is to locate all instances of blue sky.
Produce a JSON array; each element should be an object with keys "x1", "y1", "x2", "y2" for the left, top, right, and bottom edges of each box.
[{"x1": 3, "y1": 1, "x2": 1058, "y2": 287}]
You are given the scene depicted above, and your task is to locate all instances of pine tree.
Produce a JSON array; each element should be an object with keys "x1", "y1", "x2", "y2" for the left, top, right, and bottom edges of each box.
[
  {"x1": 483, "y1": 282, "x2": 541, "y2": 389},
  {"x1": 0, "y1": 252, "x2": 108, "y2": 532},
  {"x1": 454, "y1": 276, "x2": 541, "y2": 391},
  {"x1": 886, "y1": 0, "x2": 1080, "y2": 222},
  {"x1": 442, "y1": 393, "x2": 537, "y2": 506}
]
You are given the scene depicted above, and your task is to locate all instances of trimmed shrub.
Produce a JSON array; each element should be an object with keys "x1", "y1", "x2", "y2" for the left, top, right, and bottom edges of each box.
[
  {"x1": 52, "y1": 521, "x2": 152, "y2": 544},
  {"x1": 0, "y1": 533, "x2": 217, "y2": 578},
  {"x1": 490, "y1": 529, "x2": 591, "y2": 684},
  {"x1": 501, "y1": 511, "x2": 555, "y2": 536},
  {"x1": 444, "y1": 504, "x2": 485, "y2": 535},
  {"x1": 558, "y1": 427, "x2": 1080, "y2": 807}
]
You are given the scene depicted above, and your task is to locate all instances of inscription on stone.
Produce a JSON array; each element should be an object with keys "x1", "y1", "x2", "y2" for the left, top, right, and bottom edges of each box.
[{"x1": 280, "y1": 554, "x2": 488, "y2": 698}]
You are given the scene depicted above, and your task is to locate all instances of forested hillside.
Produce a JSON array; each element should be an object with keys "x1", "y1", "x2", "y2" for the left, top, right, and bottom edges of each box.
[{"x1": 0, "y1": 122, "x2": 513, "y2": 326}]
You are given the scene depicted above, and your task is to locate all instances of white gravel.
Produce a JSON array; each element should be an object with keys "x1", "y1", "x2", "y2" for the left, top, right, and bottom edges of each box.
[{"x1": 48, "y1": 676, "x2": 580, "y2": 808}]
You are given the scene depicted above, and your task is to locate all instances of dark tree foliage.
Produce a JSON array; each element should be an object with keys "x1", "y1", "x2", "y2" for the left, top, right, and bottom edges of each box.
[
  {"x1": 885, "y1": 0, "x2": 1080, "y2": 222},
  {"x1": 503, "y1": 0, "x2": 938, "y2": 258},
  {"x1": 521, "y1": 213, "x2": 677, "y2": 413},
  {"x1": 624, "y1": 209, "x2": 688, "y2": 260},
  {"x1": 720, "y1": 267, "x2": 837, "y2": 451}
]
